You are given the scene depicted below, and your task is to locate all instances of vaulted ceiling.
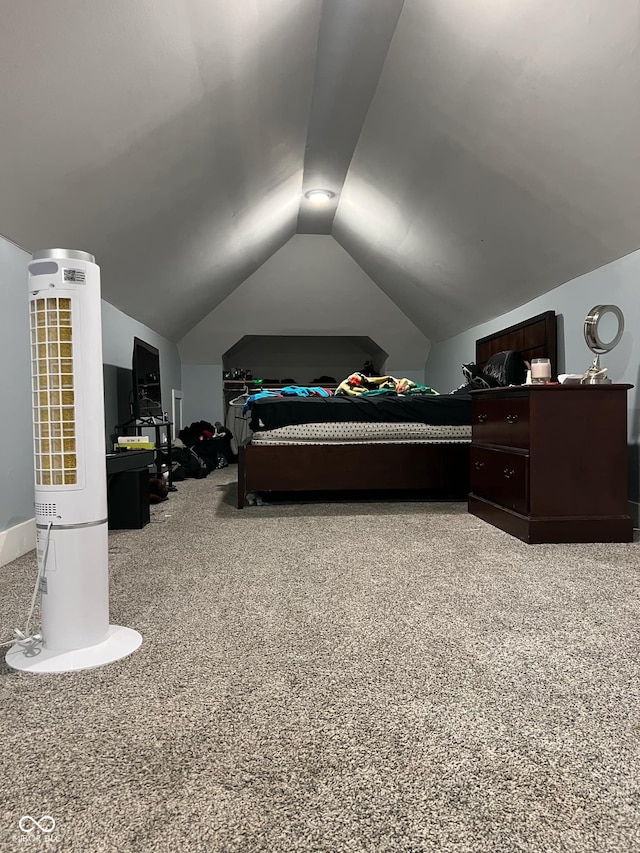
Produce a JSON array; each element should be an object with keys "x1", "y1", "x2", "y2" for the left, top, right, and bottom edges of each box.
[{"x1": 1, "y1": 0, "x2": 639, "y2": 343}]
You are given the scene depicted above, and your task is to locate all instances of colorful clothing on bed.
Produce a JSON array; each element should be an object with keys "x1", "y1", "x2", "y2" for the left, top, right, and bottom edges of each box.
[
  {"x1": 335, "y1": 373, "x2": 438, "y2": 398},
  {"x1": 242, "y1": 390, "x2": 280, "y2": 413},
  {"x1": 242, "y1": 386, "x2": 333, "y2": 413},
  {"x1": 281, "y1": 386, "x2": 333, "y2": 398}
]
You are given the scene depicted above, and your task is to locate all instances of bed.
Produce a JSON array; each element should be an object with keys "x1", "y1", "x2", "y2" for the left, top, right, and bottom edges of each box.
[{"x1": 236, "y1": 311, "x2": 557, "y2": 508}]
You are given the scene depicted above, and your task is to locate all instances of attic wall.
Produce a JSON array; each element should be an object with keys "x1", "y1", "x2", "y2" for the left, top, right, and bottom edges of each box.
[
  {"x1": 102, "y1": 301, "x2": 182, "y2": 447},
  {"x1": 224, "y1": 335, "x2": 386, "y2": 386},
  {"x1": 179, "y1": 234, "x2": 431, "y2": 423},
  {"x1": 426, "y1": 246, "x2": 640, "y2": 512},
  {"x1": 0, "y1": 236, "x2": 33, "y2": 551},
  {"x1": 180, "y1": 234, "x2": 429, "y2": 369}
]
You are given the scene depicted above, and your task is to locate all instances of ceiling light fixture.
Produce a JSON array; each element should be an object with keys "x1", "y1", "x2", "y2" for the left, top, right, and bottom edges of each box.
[{"x1": 304, "y1": 189, "x2": 335, "y2": 204}]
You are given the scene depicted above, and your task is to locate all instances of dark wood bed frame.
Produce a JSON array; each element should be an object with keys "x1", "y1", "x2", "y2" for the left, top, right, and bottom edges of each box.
[{"x1": 237, "y1": 311, "x2": 557, "y2": 508}]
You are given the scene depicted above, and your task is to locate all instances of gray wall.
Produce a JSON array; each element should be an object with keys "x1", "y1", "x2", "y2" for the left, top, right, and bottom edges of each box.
[
  {"x1": 179, "y1": 235, "x2": 431, "y2": 378},
  {"x1": 181, "y1": 365, "x2": 222, "y2": 427},
  {"x1": 179, "y1": 234, "x2": 430, "y2": 424},
  {"x1": 425, "y1": 246, "x2": 640, "y2": 502},
  {"x1": 224, "y1": 335, "x2": 387, "y2": 386},
  {"x1": 102, "y1": 301, "x2": 182, "y2": 448},
  {"x1": 0, "y1": 237, "x2": 34, "y2": 533}
]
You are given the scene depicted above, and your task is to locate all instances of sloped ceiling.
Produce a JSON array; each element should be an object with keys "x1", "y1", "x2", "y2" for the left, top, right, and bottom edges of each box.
[
  {"x1": 0, "y1": 0, "x2": 639, "y2": 343},
  {"x1": 333, "y1": 0, "x2": 640, "y2": 340},
  {"x1": 0, "y1": 0, "x2": 323, "y2": 339}
]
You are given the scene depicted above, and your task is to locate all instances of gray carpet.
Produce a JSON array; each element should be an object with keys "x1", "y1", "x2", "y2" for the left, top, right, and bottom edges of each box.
[{"x1": 1, "y1": 470, "x2": 639, "y2": 853}]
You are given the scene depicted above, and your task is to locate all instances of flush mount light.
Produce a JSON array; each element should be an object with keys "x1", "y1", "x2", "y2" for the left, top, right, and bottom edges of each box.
[{"x1": 304, "y1": 189, "x2": 335, "y2": 204}]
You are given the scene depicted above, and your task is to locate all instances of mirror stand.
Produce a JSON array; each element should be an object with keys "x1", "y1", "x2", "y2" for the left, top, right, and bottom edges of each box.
[
  {"x1": 582, "y1": 353, "x2": 611, "y2": 385},
  {"x1": 581, "y1": 304, "x2": 624, "y2": 385}
]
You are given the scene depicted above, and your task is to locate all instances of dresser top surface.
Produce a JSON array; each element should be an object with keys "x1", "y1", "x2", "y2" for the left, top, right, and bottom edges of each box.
[{"x1": 470, "y1": 383, "x2": 633, "y2": 398}]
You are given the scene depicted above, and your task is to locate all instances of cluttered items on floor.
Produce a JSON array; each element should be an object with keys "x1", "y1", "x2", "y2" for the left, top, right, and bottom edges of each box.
[
  {"x1": 160, "y1": 420, "x2": 237, "y2": 481},
  {"x1": 148, "y1": 475, "x2": 169, "y2": 503}
]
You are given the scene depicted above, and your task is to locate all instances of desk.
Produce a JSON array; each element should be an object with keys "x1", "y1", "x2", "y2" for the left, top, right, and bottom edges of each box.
[{"x1": 106, "y1": 450, "x2": 155, "y2": 529}]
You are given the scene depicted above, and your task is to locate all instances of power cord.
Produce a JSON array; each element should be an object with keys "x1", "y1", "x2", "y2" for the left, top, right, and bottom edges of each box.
[{"x1": 0, "y1": 521, "x2": 52, "y2": 649}]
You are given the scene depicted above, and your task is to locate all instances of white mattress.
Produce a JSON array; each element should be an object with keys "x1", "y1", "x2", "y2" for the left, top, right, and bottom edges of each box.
[{"x1": 250, "y1": 422, "x2": 472, "y2": 445}]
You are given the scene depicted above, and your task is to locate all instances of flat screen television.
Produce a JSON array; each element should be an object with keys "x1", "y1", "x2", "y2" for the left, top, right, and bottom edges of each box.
[{"x1": 132, "y1": 337, "x2": 162, "y2": 420}]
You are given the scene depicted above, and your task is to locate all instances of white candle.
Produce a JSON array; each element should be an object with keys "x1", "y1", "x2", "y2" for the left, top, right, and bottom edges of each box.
[{"x1": 531, "y1": 358, "x2": 551, "y2": 382}]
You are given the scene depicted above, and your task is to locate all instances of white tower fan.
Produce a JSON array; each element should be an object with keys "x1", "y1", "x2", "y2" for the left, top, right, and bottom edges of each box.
[{"x1": 6, "y1": 249, "x2": 142, "y2": 673}]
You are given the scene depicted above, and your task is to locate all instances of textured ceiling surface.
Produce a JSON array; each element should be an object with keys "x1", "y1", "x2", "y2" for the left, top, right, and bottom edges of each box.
[{"x1": 1, "y1": 0, "x2": 639, "y2": 342}]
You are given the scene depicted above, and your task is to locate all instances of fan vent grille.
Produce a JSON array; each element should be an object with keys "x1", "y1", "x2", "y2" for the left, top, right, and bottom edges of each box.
[
  {"x1": 35, "y1": 502, "x2": 58, "y2": 517},
  {"x1": 30, "y1": 296, "x2": 77, "y2": 486}
]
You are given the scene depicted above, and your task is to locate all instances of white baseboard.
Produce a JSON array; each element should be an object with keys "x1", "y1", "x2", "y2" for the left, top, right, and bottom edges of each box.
[
  {"x1": 0, "y1": 518, "x2": 36, "y2": 568},
  {"x1": 629, "y1": 501, "x2": 640, "y2": 530}
]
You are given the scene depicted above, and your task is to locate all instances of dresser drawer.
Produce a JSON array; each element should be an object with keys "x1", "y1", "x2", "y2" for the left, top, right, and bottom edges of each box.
[
  {"x1": 472, "y1": 398, "x2": 530, "y2": 449},
  {"x1": 470, "y1": 446, "x2": 529, "y2": 515}
]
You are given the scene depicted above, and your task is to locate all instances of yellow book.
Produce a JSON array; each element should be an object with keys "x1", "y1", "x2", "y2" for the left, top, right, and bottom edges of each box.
[{"x1": 115, "y1": 439, "x2": 154, "y2": 450}]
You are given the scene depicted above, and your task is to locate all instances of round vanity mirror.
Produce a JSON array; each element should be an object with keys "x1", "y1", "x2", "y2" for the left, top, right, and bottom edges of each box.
[
  {"x1": 584, "y1": 304, "x2": 624, "y2": 354},
  {"x1": 582, "y1": 304, "x2": 624, "y2": 384}
]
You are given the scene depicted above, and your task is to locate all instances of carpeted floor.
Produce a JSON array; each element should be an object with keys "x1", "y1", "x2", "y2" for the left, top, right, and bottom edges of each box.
[{"x1": 1, "y1": 469, "x2": 639, "y2": 853}]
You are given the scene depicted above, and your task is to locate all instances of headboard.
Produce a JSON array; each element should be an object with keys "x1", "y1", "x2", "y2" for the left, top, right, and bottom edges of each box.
[{"x1": 476, "y1": 310, "x2": 558, "y2": 379}]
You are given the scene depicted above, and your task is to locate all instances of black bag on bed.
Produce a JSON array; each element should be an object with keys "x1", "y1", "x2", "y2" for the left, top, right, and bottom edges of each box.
[
  {"x1": 482, "y1": 350, "x2": 527, "y2": 385},
  {"x1": 462, "y1": 350, "x2": 527, "y2": 389}
]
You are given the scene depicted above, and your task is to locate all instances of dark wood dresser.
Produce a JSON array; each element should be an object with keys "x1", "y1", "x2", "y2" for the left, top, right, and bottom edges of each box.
[{"x1": 468, "y1": 384, "x2": 633, "y2": 543}]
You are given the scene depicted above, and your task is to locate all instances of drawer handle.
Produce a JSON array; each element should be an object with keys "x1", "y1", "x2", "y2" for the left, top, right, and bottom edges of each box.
[
  {"x1": 506, "y1": 414, "x2": 519, "y2": 424},
  {"x1": 504, "y1": 468, "x2": 515, "y2": 479},
  {"x1": 474, "y1": 461, "x2": 485, "y2": 470},
  {"x1": 477, "y1": 413, "x2": 488, "y2": 423}
]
